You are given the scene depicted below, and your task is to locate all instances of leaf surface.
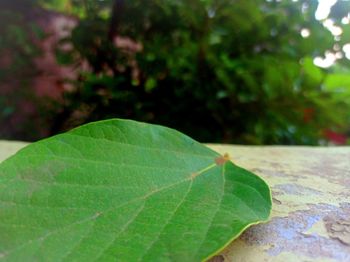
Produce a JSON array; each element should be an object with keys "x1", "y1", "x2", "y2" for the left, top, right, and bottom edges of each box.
[{"x1": 0, "y1": 119, "x2": 271, "y2": 261}]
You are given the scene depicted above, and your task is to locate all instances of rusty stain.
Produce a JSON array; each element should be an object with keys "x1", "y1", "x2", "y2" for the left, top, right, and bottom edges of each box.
[
  {"x1": 190, "y1": 172, "x2": 198, "y2": 179},
  {"x1": 215, "y1": 153, "x2": 230, "y2": 166}
]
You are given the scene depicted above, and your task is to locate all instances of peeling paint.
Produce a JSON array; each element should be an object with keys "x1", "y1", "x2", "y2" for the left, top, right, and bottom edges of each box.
[
  {"x1": 209, "y1": 145, "x2": 350, "y2": 261},
  {"x1": 324, "y1": 217, "x2": 350, "y2": 246}
]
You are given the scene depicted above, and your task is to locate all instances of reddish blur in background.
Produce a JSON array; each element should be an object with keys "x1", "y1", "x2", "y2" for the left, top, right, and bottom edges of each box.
[{"x1": 0, "y1": 0, "x2": 350, "y2": 145}]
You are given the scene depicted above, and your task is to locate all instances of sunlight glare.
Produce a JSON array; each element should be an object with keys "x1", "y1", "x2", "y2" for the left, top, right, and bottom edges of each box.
[
  {"x1": 314, "y1": 52, "x2": 337, "y2": 68},
  {"x1": 315, "y1": 0, "x2": 337, "y2": 20}
]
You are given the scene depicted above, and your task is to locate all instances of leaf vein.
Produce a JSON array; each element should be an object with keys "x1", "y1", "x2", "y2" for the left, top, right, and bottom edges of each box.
[{"x1": 138, "y1": 180, "x2": 194, "y2": 261}]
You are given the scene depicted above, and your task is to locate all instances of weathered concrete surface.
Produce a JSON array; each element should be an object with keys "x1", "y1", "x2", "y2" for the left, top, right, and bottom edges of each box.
[
  {"x1": 1, "y1": 141, "x2": 349, "y2": 261},
  {"x1": 209, "y1": 145, "x2": 350, "y2": 262},
  {"x1": 0, "y1": 141, "x2": 28, "y2": 162}
]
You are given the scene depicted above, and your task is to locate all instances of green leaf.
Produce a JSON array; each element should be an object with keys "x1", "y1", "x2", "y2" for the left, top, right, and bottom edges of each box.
[
  {"x1": 324, "y1": 73, "x2": 350, "y2": 90},
  {"x1": 302, "y1": 57, "x2": 324, "y2": 85},
  {"x1": 0, "y1": 119, "x2": 271, "y2": 261}
]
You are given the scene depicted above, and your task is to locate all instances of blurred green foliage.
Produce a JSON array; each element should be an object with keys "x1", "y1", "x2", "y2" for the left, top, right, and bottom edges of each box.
[{"x1": 2, "y1": 0, "x2": 350, "y2": 144}]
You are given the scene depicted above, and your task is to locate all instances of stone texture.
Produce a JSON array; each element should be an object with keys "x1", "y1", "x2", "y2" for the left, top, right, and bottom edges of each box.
[
  {"x1": 209, "y1": 145, "x2": 350, "y2": 262},
  {"x1": 1, "y1": 141, "x2": 349, "y2": 261}
]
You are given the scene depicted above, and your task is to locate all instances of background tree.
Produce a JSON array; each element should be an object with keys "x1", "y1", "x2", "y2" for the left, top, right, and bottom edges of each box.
[{"x1": 1, "y1": 0, "x2": 350, "y2": 144}]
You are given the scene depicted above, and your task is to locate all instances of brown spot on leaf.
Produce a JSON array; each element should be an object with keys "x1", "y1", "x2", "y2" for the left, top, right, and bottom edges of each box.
[
  {"x1": 215, "y1": 153, "x2": 231, "y2": 166},
  {"x1": 191, "y1": 172, "x2": 199, "y2": 179}
]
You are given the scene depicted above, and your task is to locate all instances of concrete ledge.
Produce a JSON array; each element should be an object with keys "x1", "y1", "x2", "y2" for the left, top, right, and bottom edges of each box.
[
  {"x1": 0, "y1": 141, "x2": 28, "y2": 162},
  {"x1": 1, "y1": 141, "x2": 349, "y2": 261}
]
